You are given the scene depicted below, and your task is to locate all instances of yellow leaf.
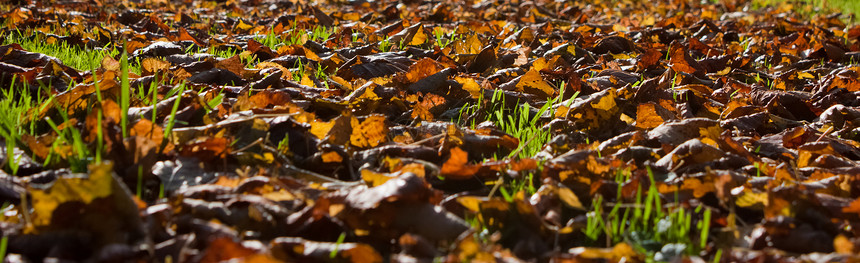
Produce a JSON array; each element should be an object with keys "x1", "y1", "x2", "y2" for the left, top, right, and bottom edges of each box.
[
  {"x1": 261, "y1": 189, "x2": 295, "y2": 202},
  {"x1": 612, "y1": 53, "x2": 635, "y2": 60},
  {"x1": 555, "y1": 105, "x2": 569, "y2": 119},
  {"x1": 702, "y1": 9, "x2": 718, "y2": 20},
  {"x1": 735, "y1": 190, "x2": 768, "y2": 208},
  {"x1": 592, "y1": 90, "x2": 617, "y2": 112},
  {"x1": 515, "y1": 68, "x2": 554, "y2": 98},
  {"x1": 772, "y1": 80, "x2": 787, "y2": 90},
  {"x1": 301, "y1": 47, "x2": 320, "y2": 61},
  {"x1": 310, "y1": 120, "x2": 335, "y2": 140},
  {"x1": 558, "y1": 186, "x2": 584, "y2": 210},
  {"x1": 612, "y1": 24, "x2": 628, "y2": 32},
  {"x1": 395, "y1": 163, "x2": 426, "y2": 177},
  {"x1": 341, "y1": 12, "x2": 361, "y2": 21},
  {"x1": 234, "y1": 20, "x2": 254, "y2": 32},
  {"x1": 834, "y1": 235, "x2": 855, "y2": 254},
  {"x1": 586, "y1": 156, "x2": 610, "y2": 174},
  {"x1": 242, "y1": 254, "x2": 284, "y2": 263},
  {"x1": 321, "y1": 151, "x2": 343, "y2": 163},
  {"x1": 834, "y1": 30, "x2": 846, "y2": 38},
  {"x1": 797, "y1": 72, "x2": 815, "y2": 79},
  {"x1": 457, "y1": 235, "x2": 483, "y2": 261},
  {"x1": 610, "y1": 243, "x2": 638, "y2": 260},
  {"x1": 214, "y1": 176, "x2": 242, "y2": 188},
  {"x1": 330, "y1": 76, "x2": 353, "y2": 91},
  {"x1": 361, "y1": 169, "x2": 394, "y2": 187},
  {"x1": 518, "y1": 27, "x2": 535, "y2": 44},
  {"x1": 355, "y1": 86, "x2": 380, "y2": 101},
  {"x1": 698, "y1": 125, "x2": 722, "y2": 145},
  {"x1": 641, "y1": 16, "x2": 656, "y2": 26},
  {"x1": 455, "y1": 76, "x2": 482, "y2": 98},
  {"x1": 410, "y1": 25, "x2": 428, "y2": 45},
  {"x1": 457, "y1": 196, "x2": 483, "y2": 212},
  {"x1": 350, "y1": 115, "x2": 388, "y2": 148},
  {"x1": 370, "y1": 77, "x2": 391, "y2": 86},
  {"x1": 531, "y1": 57, "x2": 548, "y2": 71},
  {"x1": 570, "y1": 242, "x2": 640, "y2": 261},
  {"x1": 700, "y1": 137, "x2": 719, "y2": 147},
  {"x1": 635, "y1": 103, "x2": 665, "y2": 129},
  {"x1": 454, "y1": 34, "x2": 482, "y2": 54},
  {"x1": 46, "y1": 36, "x2": 58, "y2": 45},
  {"x1": 300, "y1": 72, "x2": 315, "y2": 87},
  {"x1": 28, "y1": 162, "x2": 115, "y2": 227},
  {"x1": 255, "y1": 62, "x2": 291, "y2": 79}
]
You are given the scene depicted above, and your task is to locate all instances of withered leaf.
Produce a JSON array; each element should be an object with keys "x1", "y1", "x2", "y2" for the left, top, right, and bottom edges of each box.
[
  {"x1": 132, "y1": 41, "x2": 184, "y2": 59},
  {"x1": 635, "y1": 102, "x2": 675, "y2": 129},
  {"x1": 350, "y1": 115, "x2": 388, "y2": 148},
  {"x1": 515, "y1": 68, "x2": 554, "y2": 98},
  {"x1": 141, "y1": 57, "x2": 171, "y2": 76},
  {"x1": 403, "y1": 57, "x2": 442, "y2": 83},
  {"x1": 9, "y1": 0, "x2": 860, "y2": 261},
  {"x1": 26, "y1": 162, "x2": 145, "y2": 254},
  {"x1": 440, "y1": 147, "x2": 480, "y2": 178},
  {"x1": 271, "y1": 237, "x2": 382, "y2": 263}
]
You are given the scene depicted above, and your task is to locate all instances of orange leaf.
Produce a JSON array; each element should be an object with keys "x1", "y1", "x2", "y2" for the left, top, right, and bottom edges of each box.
[
  {"x1": 635, "y1": 103, "x2": 667, "y2": 129},
  {"x1": 404, "y1": 58, "x2": 442, "y2": 83},
  {"x1": 441, "y1": 147, "x2": 480, "y2": 178}
]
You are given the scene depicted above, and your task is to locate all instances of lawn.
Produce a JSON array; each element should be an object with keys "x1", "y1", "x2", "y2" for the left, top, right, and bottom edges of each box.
[{"x1": 759, "y1": 0, "x2": 860, "y2": 19}]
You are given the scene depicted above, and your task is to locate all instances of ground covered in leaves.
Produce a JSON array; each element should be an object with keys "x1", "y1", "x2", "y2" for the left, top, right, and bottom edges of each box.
[{"x1": 1, "y1": 0, "x2": 860, "y2": 262}]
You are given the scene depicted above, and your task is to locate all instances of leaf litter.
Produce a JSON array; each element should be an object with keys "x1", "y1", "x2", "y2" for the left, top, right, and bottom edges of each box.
[{"x1": 1, "y1": 0, "x2": 860, "y2": 262}]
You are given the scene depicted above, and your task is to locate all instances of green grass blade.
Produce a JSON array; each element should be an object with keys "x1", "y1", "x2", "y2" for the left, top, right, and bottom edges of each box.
[{"x1": 120, "y1": 44, "x2": 131, "y2": 138}]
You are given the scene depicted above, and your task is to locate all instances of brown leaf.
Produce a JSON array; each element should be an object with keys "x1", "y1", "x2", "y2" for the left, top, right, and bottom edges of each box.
[
  {"x1": 141, "y1": 57, "x2": 171, "y2": 76},
  {"x1": 214, "y1": 55, "x2": 246, "y2": 77}
]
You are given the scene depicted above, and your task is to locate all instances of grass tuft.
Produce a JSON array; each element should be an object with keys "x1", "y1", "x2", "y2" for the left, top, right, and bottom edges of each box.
[
  {"x1": 2, "y1": 32, "x2": 113, "y2": 71},
  {"x1": 584, "y1": 167, "x2": 712, "y2": 259}
]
